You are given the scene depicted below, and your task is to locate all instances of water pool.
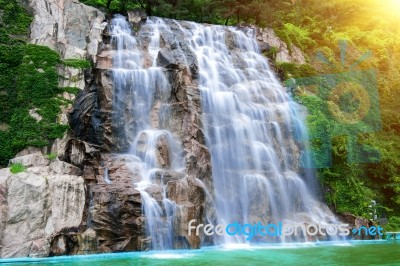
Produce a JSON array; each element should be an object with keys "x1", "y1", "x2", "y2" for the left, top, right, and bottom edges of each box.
[{"x1": 1, "y1": 241, "x2": 399, "y2": 266}]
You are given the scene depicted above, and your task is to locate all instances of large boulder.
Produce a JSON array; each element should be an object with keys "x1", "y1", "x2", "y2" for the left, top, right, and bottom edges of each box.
[
  {"x1": 255, "y1": 27, "x2": 306, "y2": 64},
  {"x1": 29, "y1": 0, "x2": 106, "y2": 61},
  {"x1": 0, "y1": 153, "x2": 85, "y2": 258},
  {"x1": 89, "y1": 184, "x2": 144, "y2": 252},
  {"x1": 9, "y1": 152, "x2": 50, "y2": 167},
  {"x1": 166, "y1": 178, "x2": 206, "y2": 248},
  {"x1": 127, "y1": 9, "x2": 147, "y2": 25},
  {"x1": 337, "y1": 212, "x2": 379, "y2": 240}
]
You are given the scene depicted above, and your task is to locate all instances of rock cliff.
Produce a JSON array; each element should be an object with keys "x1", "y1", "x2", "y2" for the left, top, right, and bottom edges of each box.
[{"x1": 0, "y1": 0, "x2": 105, "y2": 258}]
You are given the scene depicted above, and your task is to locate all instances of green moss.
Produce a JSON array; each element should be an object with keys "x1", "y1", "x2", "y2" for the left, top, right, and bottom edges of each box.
[
  {"x1": 46, "y1": 153, "x2": 58, "y2": 160},
  {"x1": 263, "y1": 46, "x2": 279, "y2": 61},
  {"x1": 10, "y1": 162, "x2": 26, "y2": 174},
  {"x1": 63, "y1": 59, "x2": 92, "y2": 69},
  {"x1": 275, "y1": 62, "x2": 317, "y2": 80},
  {"x1": 275, "y1": 29, "x2": 292, "y2": 51},
  {"x1": 62, "y1": 87, "x2": 81, "y2": 95}
]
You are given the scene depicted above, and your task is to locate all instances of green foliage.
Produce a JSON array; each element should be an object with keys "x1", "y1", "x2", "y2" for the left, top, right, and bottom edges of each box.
[
  {"x1": 10, "y1": 163, "x2": 26, "y2": 174},
  {"x1": 291, "y1": 72, "x2": 384, "y2": 218},
  {"x1": 77, "y1": 0, "x2": 292, "y2": 24},
  {"x1": 263, "y1": 46, "x2": 279, "y2": 61},
  {"x1": 0, "y1": 0, "x2": 69, "y2": 166},
  {"x1": 319, "y1": 137, "x2": 376, "y2": 217},
  {"x1": 62, "y1": 87, "x2": 81, "y2": 95},
  {"x1": 266, "y1": 0, "x2": 400, "y2": 220},
  {"x1": 46, "y1": 153, "x2": 58, "y2": 160},
  {"x1": 384, "y1": 216, "x2": 400, "y2": 232},
  {"x1": 276, "y1": 62, "x2": 317, "y2": 80},
  {"x1": 0, "y1": 0, "x2": 32, "y2": 40},
  {"x1": 276, "y1": 23, "x2": 316, "y2": 51},
  {"x1": 291, "y1": 76, "x2": 379, "y2": 218},
  {"x1": 63, "y1": 59, "x2": 92, "y2": 69}
]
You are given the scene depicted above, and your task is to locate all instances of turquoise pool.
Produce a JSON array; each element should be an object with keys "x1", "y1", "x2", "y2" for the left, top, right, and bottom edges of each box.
[{"x1": 1, "y1": 241, "x2": 399, "y2": 265}]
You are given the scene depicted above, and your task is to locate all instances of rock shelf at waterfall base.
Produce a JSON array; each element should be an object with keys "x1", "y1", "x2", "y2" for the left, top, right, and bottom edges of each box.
[{"x1": 1, "y1": 0, "x2": 399, "y2": 261}]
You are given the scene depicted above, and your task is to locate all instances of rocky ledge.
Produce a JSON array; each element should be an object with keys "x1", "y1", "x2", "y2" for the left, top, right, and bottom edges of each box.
[{"x1": 0, "y1": 152, "x2": 85, "y2": 257}]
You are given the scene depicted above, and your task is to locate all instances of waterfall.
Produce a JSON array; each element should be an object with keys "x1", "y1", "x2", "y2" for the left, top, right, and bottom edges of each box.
[
  {"x1": 103, "y1": 167, "x2": 112, "y2": 184},
  {"x1": 182, "y1": 24, "x2": 337, "y2": 243},
  {"x1": 110, "y1": 15, "x2": 183, "y2": 250},
  {"x1": 109, "y1": 14, "x2": 337, "y2": 248}
]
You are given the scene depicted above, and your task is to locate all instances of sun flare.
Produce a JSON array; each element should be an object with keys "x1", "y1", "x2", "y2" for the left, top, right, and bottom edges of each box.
[
  {"x1": 387, "y1": 0, "x2": 400, "y2": 7},
  {"x1": 383, "y1": 0, "x2": 400, "y2": 16}
]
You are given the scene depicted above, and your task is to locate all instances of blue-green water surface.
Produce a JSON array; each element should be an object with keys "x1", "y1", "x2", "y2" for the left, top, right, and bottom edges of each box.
[{"x1": 1, "y1": 241, "x2": 399, "y2": 266}]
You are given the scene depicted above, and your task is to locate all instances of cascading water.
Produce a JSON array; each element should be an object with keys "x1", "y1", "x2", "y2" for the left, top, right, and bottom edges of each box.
[
  {"x1": 109, "y1": 14, "x2": 337, "y2": 248},
  {"x1": 184, "y1": 24, "x2": 337, "y2": 243},
  {"x1": 103, "y1": 167, "x2": 112, "y2": 184},
  {"x1": 110, "y1": 15, "x2": 185, "y2": 249}
]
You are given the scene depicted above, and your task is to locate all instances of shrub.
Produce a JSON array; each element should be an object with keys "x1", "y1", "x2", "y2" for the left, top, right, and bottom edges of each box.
[
  {"x1": 63, "y1": 59, "x2": 92, "y2": 69},
  {"x1": 384, "y1": 216, "x2": 400, "y2": 232},
  {"x1": 62, "y1": 87, "x2": 81, "y2": 95},
  {"x1": 263, "y1": 46, "x2": 279, "y2": 61},
  {"x1": 46, "y1": 153, "x2": 58, "y2": 160},
  {"x1": 10, "y1": 162, "x2": 26, "y2": 174},
  {"x1": 276, "y1": 23, "x2": 316, "y2": 52}
]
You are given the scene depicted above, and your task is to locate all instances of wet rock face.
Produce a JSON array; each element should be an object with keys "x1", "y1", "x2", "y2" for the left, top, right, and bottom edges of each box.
[
  {"x1": 154, "y1": 20, "x2": 211, "y2": 184},
  {"x1": 153, "y1": 20, "x2": 213, "y2": 248},
  {"x1": 73, "y1": 17, "x2": 212, "y2": 251},
  {"x1": 89, "y1": 185, "x2": 144, "y2": 252},
  {"x1": 128, "y1": 9, "x2": 147, "y2": 25},
  {"x1": 69, "y1": 70, "x2": 114, "y2": 151},
  {"x1": 166, "y1": 178, "x2": 206, "y2": 248}
]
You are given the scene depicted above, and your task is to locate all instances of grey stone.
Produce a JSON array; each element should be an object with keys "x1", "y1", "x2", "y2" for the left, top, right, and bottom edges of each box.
[
  {"x1": 255, "y1": 27, "x2": 306, "y2": 64},
  {"x1": 0, "y1": 167, "x2": 85, "y2": 258},
  {"x1": 29, "y1": 0, "x2": 105, "y2": 60},
  {"x1": 9, "y1": 152, "x2": 49, "y2": 168},
  {"x1": 128, "y1": 9, "x2": 147, "y2": 24}
]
